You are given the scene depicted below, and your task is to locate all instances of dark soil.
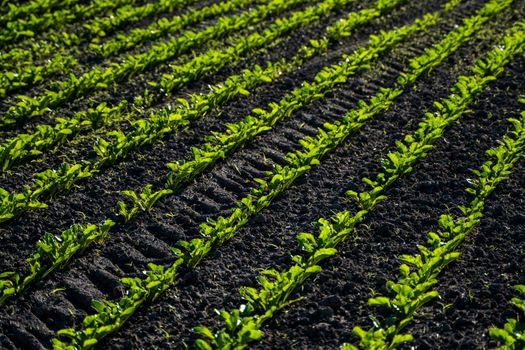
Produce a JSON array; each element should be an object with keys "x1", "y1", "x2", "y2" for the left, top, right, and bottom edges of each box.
[{"x1": 0, "y1": 0, "x2": 524, "y2": 349}]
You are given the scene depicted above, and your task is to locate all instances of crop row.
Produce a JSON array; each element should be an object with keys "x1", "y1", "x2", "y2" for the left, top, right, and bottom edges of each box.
[
  {"x1": 489, "y1": 282, "x2": 525, "y2": 349},
  {"x1": 0, "y1": 54, "x2": 77, "y2": 97},
  {"x1": 195, "y1": 13, "x2": 525, "y2": 350},
  {"x1": 0, "y1": 0, "x2": 406, "y2": 305},
  {"x1": 0, "y1": 0, "x2": 209, "y2": 100}
]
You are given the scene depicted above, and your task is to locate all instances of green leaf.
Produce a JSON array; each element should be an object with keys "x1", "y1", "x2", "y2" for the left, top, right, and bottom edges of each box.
[
  {"x1": 82, "y1": 338, "x2": 98, "y2": 348},
  {"x1": 0, "y1": 271, "x2": 16, "y2": 279},
  {"x1": 240, "y1": 328, "x2": 263, "y2": 343},
  {"x1": 513, "y1": 285, "x2": 525, "y2": 296},
  {"x1": 368, "y1": 296, "x2": 390, "y2": 307},
  {"x1": 56, "y1": 328, "x2": 78, "y2": 338},
  {"x1": 195, "y1": 339, "x2": 213, "y2": 350},
  {"x1": 91, "y1": 299, "x2": 106, "y2": 313},
  {"x1": 193, "y1": 326, "x2": 214, "y2": 340},
  {"x1": 489, "y1": 327, "x2": 512, "y2": 342},
  {"x1": 391, "y1": 333, "x2": 413, "y2": 347},
  {"x1": 312, "y1": 248, "x2": 337, "y2": 263}
]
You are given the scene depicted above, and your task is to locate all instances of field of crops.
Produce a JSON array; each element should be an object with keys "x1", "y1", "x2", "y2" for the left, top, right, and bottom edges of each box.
[{"x1": 0, "y1": 0, "x2": 524, "y2": 349}]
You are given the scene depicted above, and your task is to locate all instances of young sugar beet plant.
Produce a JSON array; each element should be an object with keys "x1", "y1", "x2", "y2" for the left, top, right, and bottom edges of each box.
[
  {"x1": 192, "y1": 18, "x2": 525, "y2": 350},
  {"x1": 0, "y1": 101, "x2": 128, "y2": 173},
  {"x1": 48, "y1": 2, "x2": 453, "y2": 348},
  {"x1": 0, "y1": 220, "x2": 114, "y2": 304},
  {"x1": 0, "y1": 54, "x2": 77, "y2": 97},
  {"x1": 347, "y1": 98, "x2": 525, "y2": 350},
  {"x1": 0, "y1": 0, "x2": 411, "y2": 224},
  {"x1": 0, "y1": 0, "x2": 407, "y2": 304},
  {"x1": 0, "y1": 163, "x2": 94, "y2": 223},
  {"x1": 0, "y1": 40, "x2": 55, "y2": 69},
  {"x1": 489, "y1": 284, "x2": 525, "y2": 349},
  {"x1": 0, "y1": 0, "x2": 309, "y2": 129}
]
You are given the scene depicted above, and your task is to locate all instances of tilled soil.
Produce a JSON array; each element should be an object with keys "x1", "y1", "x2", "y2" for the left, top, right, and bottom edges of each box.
[{"x1": 0, "y1": 0, "x2": 524, "y2": 349}]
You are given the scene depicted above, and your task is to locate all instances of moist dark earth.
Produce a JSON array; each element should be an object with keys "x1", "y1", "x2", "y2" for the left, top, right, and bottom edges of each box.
[{"x1": 0, "y1": 0, "x2": 524, "y2": 349}]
